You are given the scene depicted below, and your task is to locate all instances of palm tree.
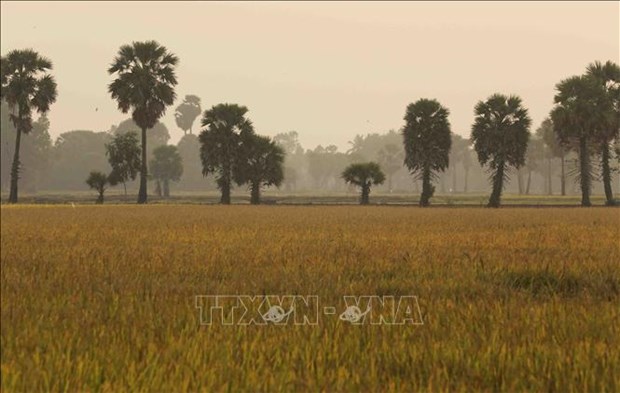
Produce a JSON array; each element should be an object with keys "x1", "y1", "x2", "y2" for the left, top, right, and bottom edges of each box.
[
  {"x1": 342, "y1": 162, "x2": 385, "y2": 205},
  {"x1": 199, "y1": 103, "x2": 255, "y2": 204},
  {"x1": 537, "y1": 118, "x2": 569, "y2": 195},
  {"x1": 551, "y1": 76, "x2": 611, "y2": 206},
  {"x1": 402, "y1": 99, "x2": 452, "y2": 206},
  {"x1": 471, "y1": 94, "x2": 531, "y2": 207},
  {"x1": 1, "y1": 49, "x2": 58, "y2": 203},
  {"x1": 174, "y1": 94, "x2": 201, "y2": 135},
  {"x1": 150, "y1": 145, "x2": 183, "y2": 198},
  {"x1": 586, "y1": 60, "x2": 620, "y2": 205},
  {"x1": 85, "y1": 171, "x2": 111, "y2": 204},
  {"x1": 235, "y1": 134, "x2": 285, "y2": 204},
  {"x1": 108, "y1": 41, "x2": 179, "y2": 204}
]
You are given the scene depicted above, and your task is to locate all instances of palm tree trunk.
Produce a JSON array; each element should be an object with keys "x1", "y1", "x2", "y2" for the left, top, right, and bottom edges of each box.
[
  {"x1": 163, "y1": 179, "x2": 170, "y2": 198},
  {"x1": 97, "y1": 190, "x2": 104, "y2": 204},
  {"x1": 360, "y1": 183, "x2": 370, "y2": 205},
  {"x1": 525, "y1": 170, "x2": 532, "y2": 195},
  {"x1": 547, "y1": 158, "x2": 552, "y2": 195},
  {"x1": 560, "y1": 153, "x2": 566, "y2": 196},
  {"x1": 251, "y1": 181, "x2": 260, "y2": 204},
  {"x1": 463, "y1": 167, "x2": 469, "y2": 193},
  {"x1": 578, "y1": 136, "x2": 591, "y2": 207},
  {"x1": 601, "y1": 142, "x2": 614, "y2": 205},
  {"x1": 488, "y1": 162, "x2": 505, "y2": 208},
  {"x1": 138, "y1": 127, "x2": 148, "y2": 204},
  {"x1": 8, "y1": 127, "x2": 22, "y2": 204},
  {"x1": 420, "y1": 166, "x2": 433, "y2": 207}
]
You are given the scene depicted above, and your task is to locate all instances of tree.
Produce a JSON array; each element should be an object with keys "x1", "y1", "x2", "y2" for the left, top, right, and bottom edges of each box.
[
  {"x1": 199, "y1": 103, "x2": 254, "y2": 204},
  {"x1": 105, "y1": 131, "x2": 141, "y2": 195},
  {"x1": 174, "y1": 94, "x2": 201, "y2": 135},
  {"x1": 235, "y1": 134, "x2": 285, "y2": 204},
  {"x1": 523, "y1": 137, "x2": 545, "y2": 195},
  {"x1": 402, "y1": 99, "x2": 452, "y2": 206},
  {"x1": 176, "y1": 134, "x2": 206, "y2": 190},
  {"x1": 341, "y1": 162, "x2": 385, "y2": 205},
  {"x1": 449, "y1": 134, "x2": 470, "y2": 193},
  {"x1": 86, "y1": 171, "x2": 113, "y2": 204},
  {"x1": 471, "y1": 94, "x2": 531, "y2": 207},
  {"x1": 113, "y1": 118, "x2": 170, "y2": 153},
  {"x1": 586, "y1": 60, "x2": 620, "y2": 205},
  {"x1": 377, "y1": 143, "x2": 403, "y2": 193},
  {"x1": 108, "y1": 41, "x2": 179, "y2": 204},
  {"x1": 551, "y1": 76, "x2": 611, "y2": 206},
  {"x1": 1, "y1": 49, "x2": 58, "y2": 203},
  {"x1": 150, "y1": 145, "x2": 183, "y2": 198},
  {"x1": 536, "y1": 118, "x2": 568, "y2": 195}
]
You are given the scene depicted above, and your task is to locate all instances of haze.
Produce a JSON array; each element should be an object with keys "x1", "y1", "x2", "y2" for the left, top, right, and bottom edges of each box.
[{"x1": 1, "y1": 1, "x2": 618, "y2": 150}]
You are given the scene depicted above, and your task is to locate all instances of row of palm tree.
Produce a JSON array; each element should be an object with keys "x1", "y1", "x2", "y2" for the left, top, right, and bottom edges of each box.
[{"x1": 1, "y1": 40, "x2": 617, "y2": 206}]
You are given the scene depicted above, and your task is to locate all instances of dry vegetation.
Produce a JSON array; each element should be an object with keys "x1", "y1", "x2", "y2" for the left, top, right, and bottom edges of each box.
[{"x1": 1, "y1": 205, "x2": 619, "y2": 391}]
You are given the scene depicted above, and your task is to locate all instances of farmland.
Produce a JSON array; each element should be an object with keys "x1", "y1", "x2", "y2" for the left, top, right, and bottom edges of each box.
[{"x1": 1, "y1": 205, "x2": 619, "y2": 391}]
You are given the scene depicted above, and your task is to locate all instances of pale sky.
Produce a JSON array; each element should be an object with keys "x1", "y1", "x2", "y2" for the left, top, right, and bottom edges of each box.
[{"x1": 1, "y1": 1, "x2": 618, "y2": 150}]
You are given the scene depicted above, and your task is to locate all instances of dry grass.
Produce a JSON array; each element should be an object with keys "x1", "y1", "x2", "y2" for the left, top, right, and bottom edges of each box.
[{"x1": 1, "y1": 205, "x2": 619, "y2": 391}]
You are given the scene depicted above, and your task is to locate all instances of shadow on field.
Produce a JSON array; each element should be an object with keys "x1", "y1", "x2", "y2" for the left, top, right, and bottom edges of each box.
[{"x1": 497, "y1": 269, "x2": 620, "y2": 300}]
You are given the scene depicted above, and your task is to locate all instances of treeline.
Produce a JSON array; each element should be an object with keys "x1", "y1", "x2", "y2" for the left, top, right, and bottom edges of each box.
[{"x1": 1, "y1": 42, "x2": 618, "y2": 206}]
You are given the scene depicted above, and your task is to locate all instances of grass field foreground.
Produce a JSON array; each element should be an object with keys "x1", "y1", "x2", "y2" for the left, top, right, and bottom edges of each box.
[{"x1": 1, "y1": 205, "x2": 619, "y2": 391}]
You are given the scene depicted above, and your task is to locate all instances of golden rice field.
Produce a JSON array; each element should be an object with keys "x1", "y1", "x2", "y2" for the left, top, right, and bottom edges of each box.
[{"x1": 1, "y1": 205, "x2": 619, "y2": 391}]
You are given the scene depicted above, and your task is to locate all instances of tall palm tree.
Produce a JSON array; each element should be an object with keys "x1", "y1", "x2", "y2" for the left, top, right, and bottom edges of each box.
[
  {"x1": 586, "y1": 60, "x2": 620, "y2": 205},
  {"x1": 341, "y1": 162, "x2": 385, "y2": 205},
  {"x1": 471, "y1": 94, "x2": 531, "y2": 207},
  {"x1": 199, "y1": 103, "x2": 255, "y2": 204},
  {"x1": 551, "y1": 76, "x2": 611, "y2": 207},
  {"x1": 108, "y1": 41, "x2": 178, "y2": 204},
  {"x1": 1, "y1": 49, "x2": 57, "y2": 203},
  {"x1": 235, "y1": 133, "x2": 285, "y2": 204},
  {"x1": 402, "y1": 99, "x2": 452, "y2": 206}
]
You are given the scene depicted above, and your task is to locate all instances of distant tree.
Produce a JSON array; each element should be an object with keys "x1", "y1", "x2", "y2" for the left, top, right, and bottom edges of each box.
[
  {"x1": 1, "y1": 49, "x2": 58, "y2": 203},
  {"x1": 341, "y1": 162, "x2": 385, "y2": 205},
  {"x1": 235, "y1": 133, "x2": 285, "y2": 204},
  {"x1": 273, "y1": 131, "x2": 303, "y2": 155},
  {"x1": 536, "y1": 118, "x2": 568, "y2": 195},
  {"x1": 402, "y1": 99, "x2": 452, "y2": 206},
  {"x1": 174, "y1": 94, "x2": 201, "y2": 135},
  {"x1": 551, "y1": 76, "x2": 611, "y2": 206},
  {"x1": 113, "y1": 119, "x2": 170, "y2": 153},
  {"x1": 471, "y1": 94, "x2": 531, "y2": 207},
  {"x1": 523, "y1": 137, "x2": 545, "y2": 195},
  {"x1": 108, "y1": 40, "x2": 178, "y2": 204},
  {"x1": 586, "y1": 60, "x2": 620, "y2": 205},
  {"x1": 86, "y1": 171, "x2": 115, "y2": 204},
  {"x1": 377, "y1": 143, "x2": 403, "y2": 193},
  {"x1": 150, "y1": 145, "x2": 183, "y2": 198},
  {"x1": 199, "y1": 103, "x2": 254, "y2": 204},
  {"x1": 105, "y1": 131, "x2": 141, "y2": 195},
  {"x1": 176, "y1": 134, "x2": 205, "y2": 190},
  {"x1": 449, "y1": 134, "x2": 470, "y2": 193}
]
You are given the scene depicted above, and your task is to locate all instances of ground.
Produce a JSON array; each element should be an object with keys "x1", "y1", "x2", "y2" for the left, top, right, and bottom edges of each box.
[{"x1": 1, "y1": 205, "x2": 619, "y2": 391}]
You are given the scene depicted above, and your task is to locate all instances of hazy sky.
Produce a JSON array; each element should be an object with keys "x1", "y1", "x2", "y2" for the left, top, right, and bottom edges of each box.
[{"x1": 1, "y1": 1, "x2": 618, "y2": 150}]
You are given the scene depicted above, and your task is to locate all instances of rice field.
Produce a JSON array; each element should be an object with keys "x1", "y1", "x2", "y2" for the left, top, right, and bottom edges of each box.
[{"x1": 1, "y1": 205, "x2": 619, "y2": 391}]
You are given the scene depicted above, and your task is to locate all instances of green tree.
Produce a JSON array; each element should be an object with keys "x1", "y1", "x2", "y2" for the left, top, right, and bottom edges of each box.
[
  {"x1": 150, "y1": 145, "x2": 183, "y2": 198},
  {"x1": 402, "y1": 99, "x2": 452, "y2": 206},
  {"x1": 105, "y1": 131, "x2": 141, "y2": 196},
  {"x1": 85, "y1": 171, "x2": 114, "y2": 204},
  {"x1": 113, "y1": 118, "x2": 170, "y2": 154},
  {"x1": 551, "y1": 76, "x2": 611, "y2": 206},
  {"x1": 341, "y1": 162, "x2": 385, "y2": 205},
  {"x1": 174, "y1": 94, "x2": 201, "y2": 135},
  {"x1": 1, "y1": 49, "x2": 58, "y2": 203},
  {"x1": 586, "y1": 60, "x2": 620, "y2": 205},
  {"x1": 199, "y1": 103, "x2": 254, "y2": 204},
  {"x1": 235, "y1": 134, "x2": 285, "y2": 204},
  {"x1": 108, "y1": 41, "x2": 179, "y2": 204},
  {"x1": 471, "y1": 94, "x2": 531, "y2": 207}
]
